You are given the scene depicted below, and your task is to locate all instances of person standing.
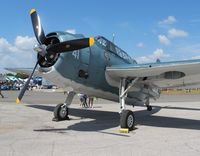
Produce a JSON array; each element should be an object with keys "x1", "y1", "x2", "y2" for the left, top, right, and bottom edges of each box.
[
  {"x1": 0, "y1": 81, "x2": 4, "y2": 98},
  {"x1": 88, "y1": 97, "x2": 94, "y2": 108},
  {"x1": 80, "y1": 94, "x2": 88, "y2": 108}
]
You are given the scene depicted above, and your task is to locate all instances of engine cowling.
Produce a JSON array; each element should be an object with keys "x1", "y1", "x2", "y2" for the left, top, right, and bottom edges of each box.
[{"x1": 37, "y1": 36, "x2": 60, "y2": 68}]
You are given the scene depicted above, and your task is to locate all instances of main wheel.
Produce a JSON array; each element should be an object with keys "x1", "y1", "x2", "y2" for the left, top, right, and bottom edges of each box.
[
  {"x1": 54, "y1": 103, "x2": 69, "y2": 120},
  {"x1": 120, "y1": 110, "x2": 135, "y2": 131}
]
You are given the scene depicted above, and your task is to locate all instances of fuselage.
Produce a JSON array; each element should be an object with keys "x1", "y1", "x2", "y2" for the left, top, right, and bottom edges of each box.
[{"x1": 40, "y1": 32, "x2": 137, "y2": 103}]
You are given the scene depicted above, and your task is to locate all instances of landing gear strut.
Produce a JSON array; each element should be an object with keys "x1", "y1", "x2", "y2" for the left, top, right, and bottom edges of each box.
[
  {"x1": 119, "y1": 78, "x2": 139, "y2": 130},
  {"x1": 53, "y1": 91, "x2": 76, "y2": 121},
  {"x1": 145, "y1": 98, "x2": 152, "y2": 111}
]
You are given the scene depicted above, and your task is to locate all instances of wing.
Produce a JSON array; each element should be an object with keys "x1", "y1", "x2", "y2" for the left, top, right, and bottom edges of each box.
[
  {"x1": 5, "y1": 68, "x2": 42, "y2": 76},
  {"x1": 106, "y1": 59, "x2": 200, "y2": 88}
]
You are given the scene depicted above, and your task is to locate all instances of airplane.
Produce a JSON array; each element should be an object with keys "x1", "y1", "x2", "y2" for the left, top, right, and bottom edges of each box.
[{"x1": 8, "y1": 9, "x2": 200, "y2": 131}]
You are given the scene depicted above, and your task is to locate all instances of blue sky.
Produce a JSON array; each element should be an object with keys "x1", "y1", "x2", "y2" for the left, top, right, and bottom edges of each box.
[{"x1": 1, "y1": 0, "x2": 200, "y2": 73}]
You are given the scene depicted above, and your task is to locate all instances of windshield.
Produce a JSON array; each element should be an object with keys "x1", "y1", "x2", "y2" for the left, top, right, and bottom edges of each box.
[{"x1": 95, "y1": 36, "x2": 136, "y2": 64}]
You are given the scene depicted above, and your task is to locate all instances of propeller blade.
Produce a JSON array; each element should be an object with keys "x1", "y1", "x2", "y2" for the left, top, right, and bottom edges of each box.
[
  {"x1": 30, "y1": 9, "x2": 46, "y2": 44},
  {"x1": 46, "y1": 37, "x2": 95, "y2": 53},
  {"x1": 16, "y1": 60, "x2": 39, "y2": 104}
]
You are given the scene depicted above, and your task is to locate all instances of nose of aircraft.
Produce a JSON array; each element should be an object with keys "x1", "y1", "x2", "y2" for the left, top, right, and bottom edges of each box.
[{"x1": 16, "y1": 9, "x2": 95, "y2": 104}]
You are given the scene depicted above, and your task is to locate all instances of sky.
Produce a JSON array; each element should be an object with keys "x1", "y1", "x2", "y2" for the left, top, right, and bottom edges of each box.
[{"x1": 1, "y1": 0, "x2": 200, "y2": 73}]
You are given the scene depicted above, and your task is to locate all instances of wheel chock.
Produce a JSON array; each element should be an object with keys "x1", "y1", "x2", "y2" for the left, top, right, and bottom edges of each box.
[{"x1": 119, "y1": 128, "x2": 129, "y2": 133}]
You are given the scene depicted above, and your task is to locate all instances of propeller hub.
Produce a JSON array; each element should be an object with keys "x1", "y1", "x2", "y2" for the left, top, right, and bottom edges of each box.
[{"x1": 33, "y1": 44, "x2": 47, "y2": 57}]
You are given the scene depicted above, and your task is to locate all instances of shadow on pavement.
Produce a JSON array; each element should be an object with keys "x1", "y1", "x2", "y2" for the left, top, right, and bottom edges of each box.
[{"x1": 28, "y1": 105, "x2": 200, "y2": 132}]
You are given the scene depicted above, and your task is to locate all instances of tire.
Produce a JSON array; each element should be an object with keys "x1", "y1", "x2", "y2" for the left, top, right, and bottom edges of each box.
[
  {"x1": 120, "y1": 110, "x2": 135, "y2": 131},
  {"x1": 54, "y1": 103, "x2": 69, "y2": 120}
]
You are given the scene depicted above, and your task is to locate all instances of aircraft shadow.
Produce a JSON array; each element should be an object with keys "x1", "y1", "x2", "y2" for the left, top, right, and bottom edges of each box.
[{"x1": 28, "y1": 105, "x2": 200, "y2": 132}]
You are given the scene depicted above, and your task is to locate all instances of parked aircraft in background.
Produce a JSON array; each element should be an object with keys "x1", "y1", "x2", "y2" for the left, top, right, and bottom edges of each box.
[{"x1": 8, "y1": 9, "x2": 200, "y2": 130}]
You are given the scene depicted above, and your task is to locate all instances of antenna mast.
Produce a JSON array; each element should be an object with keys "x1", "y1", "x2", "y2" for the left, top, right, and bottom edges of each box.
[{"x1": 112, "y1": 33, "x2": 115, "y2": 43}]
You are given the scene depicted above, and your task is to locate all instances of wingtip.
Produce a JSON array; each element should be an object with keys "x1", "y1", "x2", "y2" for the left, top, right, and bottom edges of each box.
[
  {"x1": 16, "y1": 98, "x2": 21, "y2": 105},
  {"x1": 89, "y1": 38, "x2": 95, "y2": 47},
  {"x1": 30, "y1": 9, "x2": 36, "y2": 15}
]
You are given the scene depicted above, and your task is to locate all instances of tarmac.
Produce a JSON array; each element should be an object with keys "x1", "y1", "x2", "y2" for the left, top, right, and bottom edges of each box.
[{"x1": 0, "y1": 90, "x2": 200, "y2": 156}]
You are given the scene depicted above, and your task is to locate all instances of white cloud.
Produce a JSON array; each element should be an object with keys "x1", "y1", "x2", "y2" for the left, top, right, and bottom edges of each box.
[
  {"x1": 136, "y1": 42, "x2": 144, "y2": 48},
  {"x1": 0, "y1": 36, "x2": 37, "y2": 69},
  {"x1": 159, "y1": 16, "x2": 177, "y2": 25},
  {"x1": 153, "y1": 48, "x2": 169, "y2": 58},
  {"x1": 168, "y1": 28, "x2": 188, "y2": 38},
  {"x1": 0, "y1": 38, "x2": 12, "y2": 52},
  {"x1": 192, "y1": 56, "x2": 200, "y2": 59},
  {"x1": 66, "y1": 29, "x2": 76, "y2": 34},
  {"x1": 136, "y1": 56, "x2": 151, "y2": 63},
  {"x1": 15, "y1": 36, "x2": 36, "y2": 50},
  {"x1": 136, "y1": 48, "x2": 170, "y2": 63},
  {"x1": 158, "y1": 35, "x2": 170, "y2": 45}
]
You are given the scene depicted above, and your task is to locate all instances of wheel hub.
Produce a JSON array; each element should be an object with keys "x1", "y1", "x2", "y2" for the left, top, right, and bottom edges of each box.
[
  {"x1": 127, "y1": 114, "x2": 134, "y2": 128},
  {"x1": 59, "y1": 106, "x2": 67, "y2": 118}
]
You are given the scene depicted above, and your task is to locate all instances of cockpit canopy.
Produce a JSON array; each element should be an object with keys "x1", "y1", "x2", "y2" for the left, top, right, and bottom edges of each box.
[{"x1": 95, "y1": 36, "x2": 137, "y2": 64}]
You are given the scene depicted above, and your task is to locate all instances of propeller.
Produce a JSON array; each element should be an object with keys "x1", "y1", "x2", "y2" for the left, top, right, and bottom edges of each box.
[
  {"x1": 16, "y1": 9, "x2": 95, "y2": 104},
  {"x1": 30, "y1": 9, "x2": 46, "y2": 45},
  {"x1": 46, "y1": 37, "x2": 95, "y2": 53},
  {"x1": 30, "y1": 9, "x2": 95, "y2": 52},
  {"x1": 16, "y1": 60, "x2": 39, "y2": 104}
]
